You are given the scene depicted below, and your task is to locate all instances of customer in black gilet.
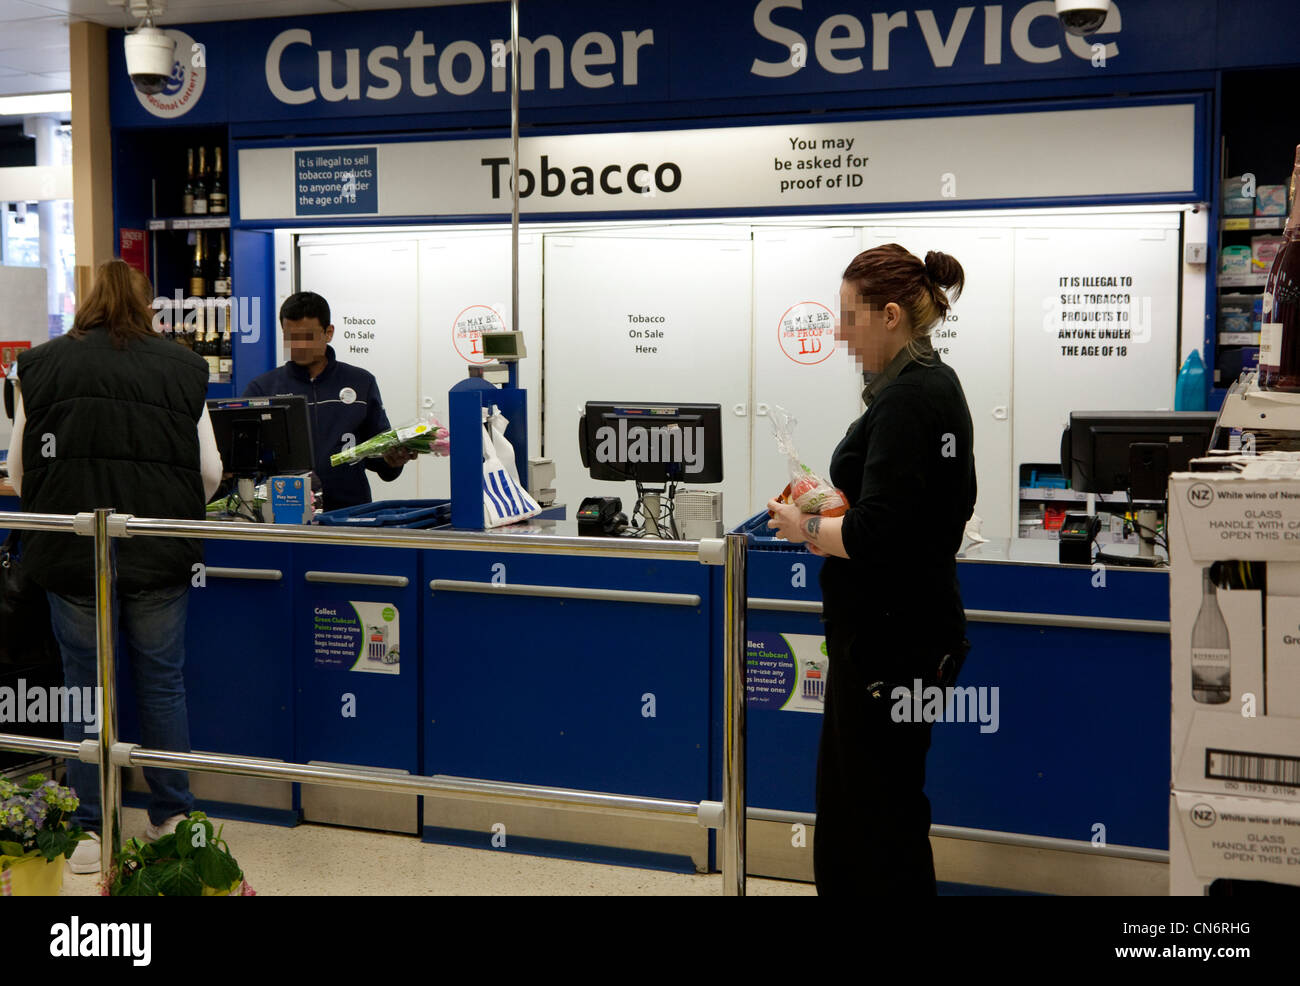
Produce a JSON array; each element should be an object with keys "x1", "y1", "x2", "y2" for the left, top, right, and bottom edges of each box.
[
  {"x1": 9, "y1": 260, "x2": 222, "y2": 873},
  {"x1": 767, "y1": 243, "x2": 976, "y2": 895}
]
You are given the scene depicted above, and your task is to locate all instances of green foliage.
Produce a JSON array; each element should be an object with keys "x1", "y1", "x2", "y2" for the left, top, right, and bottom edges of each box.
[{"x1": 108, "y1": 812, "x2": 243, "y2": 896}]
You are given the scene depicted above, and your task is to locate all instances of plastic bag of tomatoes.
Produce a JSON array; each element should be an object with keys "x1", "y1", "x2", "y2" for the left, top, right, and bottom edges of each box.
[{"x1": 767, "y1": 405, "x2": 849, "y2": 518}]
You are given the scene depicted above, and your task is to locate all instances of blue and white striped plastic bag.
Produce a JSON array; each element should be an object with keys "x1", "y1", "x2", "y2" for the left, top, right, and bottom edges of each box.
[{"x1": 481, "y1": 411, "x2": 540, "y2": 528}]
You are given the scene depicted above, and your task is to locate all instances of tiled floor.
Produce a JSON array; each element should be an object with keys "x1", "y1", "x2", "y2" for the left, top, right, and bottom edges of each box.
[{"x1": 60, "y1": 807, "x2": 816, "y2": 896}]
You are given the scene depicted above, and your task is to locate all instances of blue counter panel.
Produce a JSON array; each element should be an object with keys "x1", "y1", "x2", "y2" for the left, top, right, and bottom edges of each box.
[
  {"x1": 957, "y1": 560, "x2": 1170, "y2": 622},
  {"x1": 726, "y1": 544, "x2": 1172, "y2": 851},
  {"x1": 116, "y1": 539, "x2": 294, "y2": 762},
  {"x1": 293, "y1": 544, "x2": 420, "y2": 773},
  {"x1": 928, "y1": 622, "x2": 1171, "y2": 850},
  {"x1": 422, "y1": 549, "x2": 711, "y2": 802}
]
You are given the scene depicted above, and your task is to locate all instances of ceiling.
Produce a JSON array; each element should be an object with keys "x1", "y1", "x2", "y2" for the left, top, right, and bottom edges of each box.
[{"x1": 0, "y1": 0, "x2": 498, "y2": 99}]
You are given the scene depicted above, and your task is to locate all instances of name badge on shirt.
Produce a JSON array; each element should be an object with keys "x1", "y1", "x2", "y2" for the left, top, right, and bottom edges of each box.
[{"x1": 339, "y1": 387, "x2": 357, "y2": 404}]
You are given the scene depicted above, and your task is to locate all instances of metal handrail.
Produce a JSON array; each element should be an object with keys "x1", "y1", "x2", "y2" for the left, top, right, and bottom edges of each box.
[{"x1": 0, "y1": 508, "x2": 749, "y2": 895}]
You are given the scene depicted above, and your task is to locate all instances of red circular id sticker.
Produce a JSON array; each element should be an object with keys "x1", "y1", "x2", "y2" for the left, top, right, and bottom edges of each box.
[
  {"x1": 453, "y1": 305, "x2": 505, "y2": 364},
  {"x1": 778, "y1": 302, "x2": 836, "y2": 365}
]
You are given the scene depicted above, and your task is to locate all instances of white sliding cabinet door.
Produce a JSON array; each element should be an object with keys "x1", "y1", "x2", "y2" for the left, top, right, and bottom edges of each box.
[
  {"x1": 415, "y1": 231, "x2": 543, "y2": 500},
  {"x1": 862, "y1": 226, "x2": 1015, "y2": 538},
  {"x1": 1012, "y1": 224, "x2": 1180, "y2": 509},
  {"x1": 542, "y1": 232, "x2": 753, "y2": 527},
  {"x1": 750, "y1": 226, "x2": 864, "y2": 518},
  {"x1": 297, "y1": 239, "x2": 421, "y2": 502}
]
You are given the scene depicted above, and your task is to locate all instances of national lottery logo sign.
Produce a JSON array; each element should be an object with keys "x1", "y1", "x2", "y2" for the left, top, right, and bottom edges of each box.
[{"x1": 135, "y1": 29, "x2": 206, "y2": 119}]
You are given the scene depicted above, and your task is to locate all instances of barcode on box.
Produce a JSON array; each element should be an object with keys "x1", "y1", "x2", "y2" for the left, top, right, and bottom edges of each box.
[{"x1": 1205, "y1": 748, "x2": 1300, "y2": 788}]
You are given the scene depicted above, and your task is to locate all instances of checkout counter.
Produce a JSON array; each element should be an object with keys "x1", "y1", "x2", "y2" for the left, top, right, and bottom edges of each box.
[{"x1": 1, "y1": 383, "x2": 1182, "y2": 889}]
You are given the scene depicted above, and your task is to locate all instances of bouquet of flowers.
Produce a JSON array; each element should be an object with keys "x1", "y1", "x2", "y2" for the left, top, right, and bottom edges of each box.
[
  {"x1": 767, "y1": 405, "x2": 849, "y2": 517},
  {"x1": 330, "y1": 415, "x2": 450, "y2": 469},
  {"x1": 0, "y1": 773, "x2": 88, "y2": 869}
]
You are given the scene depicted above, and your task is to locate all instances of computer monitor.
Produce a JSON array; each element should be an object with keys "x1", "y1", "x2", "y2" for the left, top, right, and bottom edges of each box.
[
  {"x1": 1061, "y1": 411, "x2": 1218, "y2": 502},
  {"x1": 578, "y1": 402, "x2": 724, "y2": 484},
  {"x1": 208, "y1": 395, "x2": 315, "y2": 480}
]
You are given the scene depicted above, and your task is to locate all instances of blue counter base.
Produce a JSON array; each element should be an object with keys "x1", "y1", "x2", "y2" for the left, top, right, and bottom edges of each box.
[{"x1": 420, "y1": 824, "x2": 698, "y2": 875}]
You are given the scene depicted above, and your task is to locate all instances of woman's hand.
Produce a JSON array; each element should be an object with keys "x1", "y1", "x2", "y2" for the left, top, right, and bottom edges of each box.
[
  {"x1": 768, "y1": 499, "x2": 849, "y2": 559},
  {"x1": 766, "y1": 500, "x2": 807, "y2": 542}
]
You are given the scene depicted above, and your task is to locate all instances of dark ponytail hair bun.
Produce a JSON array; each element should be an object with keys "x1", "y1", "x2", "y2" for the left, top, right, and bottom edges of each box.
[{"x1": 924, "y1": 251, "x2": 965, "y2": 301}]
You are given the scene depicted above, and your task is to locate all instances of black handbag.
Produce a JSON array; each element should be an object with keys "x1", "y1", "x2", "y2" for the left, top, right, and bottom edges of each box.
[{"x1": 0, "y1": 530, "x2": 61, "y2": 669}]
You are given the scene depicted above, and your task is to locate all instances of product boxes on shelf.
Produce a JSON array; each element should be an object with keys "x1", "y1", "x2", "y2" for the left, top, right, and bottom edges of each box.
[
  {"x1": 1222, "y1": 177, "x2": 1256, "y2": 216},
  {"x1": 1219, "y1": 245, "x2": 1253, "y2": 276},
  {"x1": 1252, "y1": 234, "x2": 1286, "y2": 273},
  {"x1": 1167, "y1": 457, "x2": 1300, "y2": 890},
  {"x1": 1256, "y1": 185, "x2": 1287, "y2": 216}
]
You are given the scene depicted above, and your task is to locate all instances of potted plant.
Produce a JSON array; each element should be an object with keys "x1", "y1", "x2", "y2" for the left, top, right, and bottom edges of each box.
[
  {"x1": 105, "y1": 811, "x2": 254, "y2": 896},
  {"x1": 0, "y1": 772, "x2": 88, "y2": 896}
]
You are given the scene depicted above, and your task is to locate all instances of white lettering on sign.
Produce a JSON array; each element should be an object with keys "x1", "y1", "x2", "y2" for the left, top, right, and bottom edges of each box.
[
  {"x1": 266, "y1": 28, "x2": 657, "y2": 105},
  {"x1": 750, "y1": 0, "x2": 1121, "y2": 77}
]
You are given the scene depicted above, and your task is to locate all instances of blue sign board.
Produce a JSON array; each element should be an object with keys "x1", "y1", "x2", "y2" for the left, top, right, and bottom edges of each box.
[
  {"x1": 106, "y1": 0, "x2": 1300, "y2": 129},
  {"x1": 295, "y1": 147, "x2": 379, "y2": 216}
]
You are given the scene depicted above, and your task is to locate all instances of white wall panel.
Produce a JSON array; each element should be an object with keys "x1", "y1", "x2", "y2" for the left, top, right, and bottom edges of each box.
[
  {"x1": 414, "y1": 232, "x2": 542, "y2": 500},
  {"x1": 297, "y1": 240, "x2": 421, "y2": 502},
  {"x1": 862, "y1": 227, "x2": 1015, "y2": 538},
  {"x1": 750, "y1": 227, "x2": 863, "y2": 516},
  {"x1": 1013, "y1": 226, "x2": 1180, "y2": 493},
  {"x1": 542, "y1": 232, "x2": 753, "y2": 526}
]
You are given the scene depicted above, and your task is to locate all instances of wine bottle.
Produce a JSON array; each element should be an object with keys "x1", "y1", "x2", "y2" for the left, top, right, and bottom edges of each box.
[
  {"x1": 1191, "y1": 566, "x2": 1232, "y2": 704},
  {"x1": 209, "y1": 146, "x2": 227, "y2": 215},
  {"x1": 193, "y1": 147, "x2": 209, "y2": 215},
  {"x1": 203, "y1": 324, "x2": 220, "y2": 381},
  {"x1": 1258, "y1": 145, "x2": 1300, "y2": 391},
  {"x1": 213, "y1": 233, "x2": 231, "y2": 297},
  {"x1": 189, "y1": 234, "x2": 206, "y2": 297},
  {"x1": 183, "y1": 148, "x2": 196, "y2": 215},
  {"x1": 219, "y1": 319, "x2": 233, "y2": 381}
]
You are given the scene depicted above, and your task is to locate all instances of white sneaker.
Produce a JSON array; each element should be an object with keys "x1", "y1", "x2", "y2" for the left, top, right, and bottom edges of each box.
[
  {"x1": 67, "y1": 832, "x2": 101, "y2": 875},
  {"x1": 145, "y1": 813, "x2": 189, "y2": 842}
]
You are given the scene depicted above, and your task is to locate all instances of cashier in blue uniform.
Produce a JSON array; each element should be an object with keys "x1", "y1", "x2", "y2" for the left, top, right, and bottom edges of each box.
[{"x1": 243, "y1": 292, "x2": 414, "y2": 512}]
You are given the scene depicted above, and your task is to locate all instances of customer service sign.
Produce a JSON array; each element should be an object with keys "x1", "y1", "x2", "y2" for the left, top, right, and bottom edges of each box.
[{"x1": 238, "y1": 103, "x2": 1195, "y2": 219}]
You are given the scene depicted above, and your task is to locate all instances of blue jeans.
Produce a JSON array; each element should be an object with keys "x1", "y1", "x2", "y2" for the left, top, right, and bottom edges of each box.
[{"x1": 47, "y1": 583, "x2": 195, "y2": 831}]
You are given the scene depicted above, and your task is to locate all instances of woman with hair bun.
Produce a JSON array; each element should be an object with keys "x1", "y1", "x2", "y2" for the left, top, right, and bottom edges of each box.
[{"x1": 767, "y1": 242, "x2": 977, "y2": 896}]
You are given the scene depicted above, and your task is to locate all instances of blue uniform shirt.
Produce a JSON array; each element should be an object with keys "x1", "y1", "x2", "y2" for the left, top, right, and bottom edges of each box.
[{"x1": 243, "y1": 345, "x2": 402, "y2": 511}]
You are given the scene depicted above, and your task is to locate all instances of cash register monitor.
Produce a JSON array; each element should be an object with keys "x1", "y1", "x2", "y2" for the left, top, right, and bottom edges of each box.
[
  {"x1": 578, "y1": 402, "x2": 723, "y2": 484},
  {"x1": 207, "y1": 395, "x2": 315, "y2": 480},
  {"x1": 1061, "y1": 411, "x2": 1218, "y2": 502}
]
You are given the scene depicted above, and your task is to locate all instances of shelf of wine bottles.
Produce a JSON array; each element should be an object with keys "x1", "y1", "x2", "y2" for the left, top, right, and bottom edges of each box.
[
  {"x1": 181, "y1": 144, "x2": 227, "y2": 218},
  {"x1": 157, "y1": 227, "x2": 234, "y2": 383}
]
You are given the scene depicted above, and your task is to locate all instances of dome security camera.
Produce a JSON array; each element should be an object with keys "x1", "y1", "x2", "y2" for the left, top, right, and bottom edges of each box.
[
  {"x1": 124, "y1": 25, "x2": 176, "y2": 95},
  {"x1": 1055, "y1": 0, "x2": 1112, "y2": 36}
]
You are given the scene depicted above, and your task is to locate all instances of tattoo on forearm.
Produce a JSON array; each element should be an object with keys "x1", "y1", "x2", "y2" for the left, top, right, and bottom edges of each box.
[{"x1": 804, "y1": 516, "x2": 822, "y2": 540}]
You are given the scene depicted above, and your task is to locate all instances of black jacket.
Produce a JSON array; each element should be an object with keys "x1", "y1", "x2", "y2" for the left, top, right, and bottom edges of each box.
[
  {"x1": 819, "y1": 352, "x2": 976, "y2": 656},
  {"x1": 16, "y1": 327, "x2": 209, "y2": 596},
  {"x1": 243, "y1": 346, "x2": 402, "y2": 512}
]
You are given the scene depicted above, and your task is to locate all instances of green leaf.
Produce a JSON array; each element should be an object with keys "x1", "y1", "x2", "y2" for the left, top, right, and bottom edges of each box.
[
  {"x1": 151, "y1": 858, "x2": 203, "y2": 896},
  {"x1": 192, "y1": 845, "x2": 241, "y2": 889},
  {"x1": 0, "y1": 841, "x2": 24, "y2": 857},
  {"x1": 148, "y1": 833, "x2": 178, "y2": 859},
  {"x1": 174, "y1": 819, "x2": 194, "y2": 858},
  {"x1": 135, "y1": 868, "x2": 162, "y2": 896}
]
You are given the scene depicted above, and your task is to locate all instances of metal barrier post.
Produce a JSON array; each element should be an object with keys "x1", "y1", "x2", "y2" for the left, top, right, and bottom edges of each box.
[
  {"x1": 93, "y1": 507, "x2": 120, "y2": 875},
  {"x1": 722, "y1": 532, "x2": 747, "y2": 896}
]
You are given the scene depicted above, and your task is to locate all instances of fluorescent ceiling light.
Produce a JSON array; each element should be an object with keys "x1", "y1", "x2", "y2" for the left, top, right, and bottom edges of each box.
[{"x1": 0, "y1": 93, "x2": 72, "y2": 117}]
